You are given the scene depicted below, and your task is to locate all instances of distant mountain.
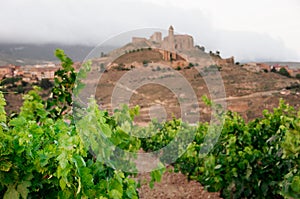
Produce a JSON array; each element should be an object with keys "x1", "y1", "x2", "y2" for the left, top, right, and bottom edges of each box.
[{"x1": 0, "y1": 43, "x2": 117, "y2": 65}]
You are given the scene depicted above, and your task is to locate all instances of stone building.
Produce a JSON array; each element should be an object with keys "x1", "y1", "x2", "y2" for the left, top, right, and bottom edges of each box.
[
  {"x1": 132, "y1": 26, "x2": 194, "y2": 52},
  {"x1": 0, "y1": 66, "x2": 12, "y2": 78},
  {"x1": 0, "y1": 65, "x2": 21, "y2": 79},
  {"x1": 129, "y1": 26, "x2": 235, "y2": 65},
  {"x1": 131, "y1": 26, "x2": 195, "y2": 61},
  {"x1": 161, "y1": 26, "x2": 194, "y2": 51},
  {"x1": 150, "y1": 32, "x2": 162, "y2": 43}
]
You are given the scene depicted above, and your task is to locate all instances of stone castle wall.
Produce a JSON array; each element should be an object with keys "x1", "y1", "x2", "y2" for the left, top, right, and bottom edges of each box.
[
  {"x1": 132, "y1": 37, "x2": 148, "y2": 43},
  {"x1": 150, "y1": 32, "x2": 162, "y2": 43},
  {"x1": 173, "y1": 35, "x2": 194, "y2": 50}
]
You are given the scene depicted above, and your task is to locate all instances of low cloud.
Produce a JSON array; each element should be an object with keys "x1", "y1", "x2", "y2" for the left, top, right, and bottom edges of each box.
[{"x1": 0, "y1": 0, "x2": 299, "y2": 61}]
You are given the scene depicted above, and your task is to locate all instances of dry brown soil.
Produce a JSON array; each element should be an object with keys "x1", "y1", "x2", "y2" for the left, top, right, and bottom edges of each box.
[{"x1": 137, "y1": 167, "x2": 222, "y2": 199}]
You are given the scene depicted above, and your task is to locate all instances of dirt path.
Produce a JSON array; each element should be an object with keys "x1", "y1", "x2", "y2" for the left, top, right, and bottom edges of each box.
[
  {"x1": 137, "y1": 167, "x2": 222, "y2": 199},
  {"x1": 214, "y1": 90, "x2": 278, "y2": 102}
]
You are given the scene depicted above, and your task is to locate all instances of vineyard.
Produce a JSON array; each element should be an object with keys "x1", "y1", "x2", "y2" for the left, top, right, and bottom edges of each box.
[{"x1": 0, "y1": 50, "x2": 300, "y2": 198}]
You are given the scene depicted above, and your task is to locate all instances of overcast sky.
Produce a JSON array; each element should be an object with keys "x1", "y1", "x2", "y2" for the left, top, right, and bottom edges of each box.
[{"x1": 1, "y1": 0, "x2": 300, "y2": 62}]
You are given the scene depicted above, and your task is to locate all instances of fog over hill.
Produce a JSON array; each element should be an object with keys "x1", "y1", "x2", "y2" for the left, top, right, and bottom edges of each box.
[{"x1": 0, "y1": 43, "x2": 116, "y2": 65}]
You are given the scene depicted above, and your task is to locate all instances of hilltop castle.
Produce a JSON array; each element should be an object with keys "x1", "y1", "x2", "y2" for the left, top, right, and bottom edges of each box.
[
  {"x1": 132, "y1": 26, "x2": 194, "y2": 51},
  {"x1": 130, "y1": 26, "x2": 195, "y2": 62},
  {"x1": 129, "y1": 25, "x2": 234, "y2": 65}
]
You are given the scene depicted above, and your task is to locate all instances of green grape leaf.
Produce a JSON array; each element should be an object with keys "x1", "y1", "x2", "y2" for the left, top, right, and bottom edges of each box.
[
  {"x1": 108, "y1": 189, "x2": 122, "y2": 199},
  {"x1": 291, "y1": 176, "x2": 300, "y2": 193},
  {"x1": 4, "y1": 185, "x2": 20, "y2": 199},
  {"x1": 0, "y1": 160, "x2": 12, "y2": 172},
  {"x1": 17, "y1": 181, "x2": 31, "y2": 199}
]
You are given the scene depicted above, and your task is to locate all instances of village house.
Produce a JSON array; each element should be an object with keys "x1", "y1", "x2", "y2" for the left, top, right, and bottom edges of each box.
[
  {"x1": 269, "y1": 64, "x2": 297, "y2": 76},
  {"x1": 19, "y1": 64, "x2": 58, "y2": 82},
  {"x1": 0, "y1": 61, "x2": 85, "y2": 84},
  {"x1": 257, "y1": 63, "x2": 271, "y2": 71},
  {"x1": 244, "y1": 62, "x2": 299, "y2": 77},
  {"x1": 0, "y1": 66, "x2": 12, "y2": 78},
  {"x1": 0, "y1": 65, "x2": 21, "y2": 79},
  {"x1": 0, "y1": 64, "x2": 59, "y2": 83}
]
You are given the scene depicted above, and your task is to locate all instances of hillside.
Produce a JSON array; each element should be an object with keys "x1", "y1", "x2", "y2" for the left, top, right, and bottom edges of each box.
[
  {"x1": 113, "y1": 49, "x2": 164, "y2": 64},
  {"x1": 89, "y1": 49, "x2": 300, "y2": 124},
  {"x1": 1, "y1": 43, "x2": 299, "y2": 124}
]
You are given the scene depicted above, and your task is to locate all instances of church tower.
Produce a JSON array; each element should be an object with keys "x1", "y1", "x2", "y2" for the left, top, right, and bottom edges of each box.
[
  {"x1": 169, "y1": 25, "x2": 174, "y2": 37},
  {"x1": 168, "y1": 25, "x2": 175, "y2": 51}
]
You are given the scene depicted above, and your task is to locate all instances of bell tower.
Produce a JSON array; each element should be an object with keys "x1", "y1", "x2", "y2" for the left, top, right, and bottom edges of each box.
[
  {"x1": 168, "y1": 25, "x2": 175, "y2": 51},
  {"x1": 169, "y1": 25, "x2": 174, "y2": 37}
]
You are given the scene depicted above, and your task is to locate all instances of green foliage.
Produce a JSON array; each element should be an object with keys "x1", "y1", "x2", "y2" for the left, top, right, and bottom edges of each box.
[
  {"x1": 0, "y1": 49, "x2": 140, "y2": 199},
  {"x1": 173, "y1": 100, "x2": 300, "y2": 198},
  {"x1": 278, "y1": 67, "x2": 291, "y2": 77},
  {"x1": 0, "y1": 100, "x2": 139, "y2": 198},
  {"x1": 203, "y1": 65, "x2": 221, "y2": 74},
  {"x1": 175, "y1": 66, "x2": 181, "y2": 70},
  {"x1": 149, "y1": 165, "x2": 166, "y2": 189},
  {"x1": 142, "y1": 60, "x2": 149, "y2": 66},
  {"x1": 296, "y1": 73, "x2": 300, "y2": 79},
  {"x1": 40, "y1": 78, "x2": 54, "y2": 90},
  {"x1": 0, "y1": 77, "x2": 22, "y2": 86},
  {"x1": 0, "y1": 92, "x2": 6, "y2": 123},
  {"x1": 45, "y1": 49, "x2": 77, "y2": 119},
  {"x1": 280, "y1": 109, "x2": 300, "y2": 198},
  {"x1": 0, "y1": 77, "x2": 25, "y2": 94},
  {"x1": 76, "y1": 102, "x2": 141, "y2": 172},
  {"x1": 136, "y1": 96, "x2": 300, "y2": 198},
  {"x1": 271, "y1": 67, "x2": 277, "y2": 73},
  {"x1": 140, "y1": 118, "x2": 181, "y2": 152}
]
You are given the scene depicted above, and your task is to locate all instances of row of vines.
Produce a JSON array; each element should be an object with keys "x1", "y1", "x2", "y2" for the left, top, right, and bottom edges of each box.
[
  {"x1": 0, "y1": 50, "x2": 299, "y2": 198},
  {"x1": 143, "y1": 101, "x2": 300, "y2": 198}
]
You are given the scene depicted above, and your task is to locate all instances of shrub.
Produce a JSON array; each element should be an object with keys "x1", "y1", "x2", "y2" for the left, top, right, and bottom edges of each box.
[
  {"x1": 143, "y1": 60, "x2": 149, "y2": 66},
  {"x1": 40, "y1": 78, "x2": 53, "y2": 89},
  {"x1": 15, "y1": 85, "x2": 24, "y2": 93},
  {"x1": 0, "y1": 77, "x2": 21, "y2": 86},
  {"x1": 271, "y1": 67, "x2": 276, "y2": 72},
  {"x1": 278, "y1": 67, "x2": 290, "y2": 77}
]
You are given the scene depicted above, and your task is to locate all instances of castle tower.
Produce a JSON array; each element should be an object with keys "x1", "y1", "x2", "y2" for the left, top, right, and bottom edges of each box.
[
  {"x1": 168, "y1": 25, "x2": 175, "y2": 51},
  {"x1": 169, "y1": 25, "x2": 174, "y2": 37}
]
